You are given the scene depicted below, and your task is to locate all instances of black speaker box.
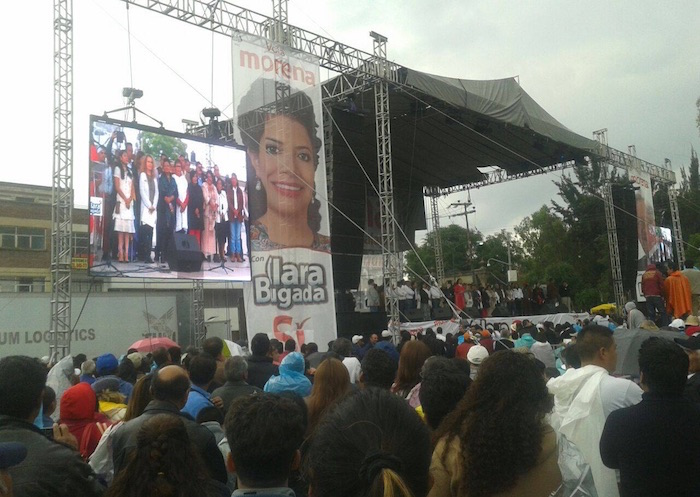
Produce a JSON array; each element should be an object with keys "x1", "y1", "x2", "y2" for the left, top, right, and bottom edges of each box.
[
  {"x1": 491, "y1": 304, "x2": 510, "y2": 317},
  {"x1": 403, "y1": 308, "x2": 427, "y2": 322},
  {"x1": 169, "y1": 232, "x2": 203, "y2": 272},
  {"x1": 432, "y1": 307, "x2": 454, "y2": 320}
]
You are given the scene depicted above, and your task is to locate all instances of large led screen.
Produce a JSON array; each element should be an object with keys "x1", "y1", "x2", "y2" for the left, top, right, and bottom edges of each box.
[
  {"x1": 647, "y1": 225, "x2": 673, "y2": 264},
  {"x1": 88, "y1": 115, "x2": 251, "y2": 281}
]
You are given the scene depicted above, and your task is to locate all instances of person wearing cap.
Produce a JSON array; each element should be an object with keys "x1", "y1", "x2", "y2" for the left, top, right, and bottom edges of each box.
[
  {"x1": 466, "y1": 345, "x2": 488, "y2": 380},
  {"x1": 374, "y1": 337, "x2": 400, "y2": 364},
  {"x1": 548, "y1": 325, "x2": 642, "y2": 497},
  {"x1": 0, "y1": 442, "x2": 26, "y2": 497},
  {"x1": 95, "y1": 353, "x2": 133, "y2": 402},
  {"x1": 600, "y1": 337, "x2": 700, "y2": 497},
  {"x1": 667, "y1": 318, "x2": 687, "y2": 331},
  {"x1": 674, "y1": 335, "x2": 700, "y2": 405},
  {"x1": 351, "y1": 334, "x2": 365, "y2": 358},
  {"x1": 664, "y1": 261, "x2": 692, "y2": 320},
  {"x1": 0, "y1": 356, "x2": 104, "y2": 497}
]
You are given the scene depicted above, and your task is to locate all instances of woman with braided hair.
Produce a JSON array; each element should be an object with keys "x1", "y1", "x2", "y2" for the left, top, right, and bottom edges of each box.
[
  {"x1": 305, "y1": 388, "x2": 430, "y2": 497},
  {"x1": 105, "y1": 414, "x2": 228, "y2": 497}
]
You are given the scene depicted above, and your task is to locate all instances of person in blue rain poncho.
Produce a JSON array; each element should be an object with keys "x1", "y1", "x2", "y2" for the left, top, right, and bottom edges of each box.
[{"x1": 263, "y1": 352, "x2": 312, "y2": 397}]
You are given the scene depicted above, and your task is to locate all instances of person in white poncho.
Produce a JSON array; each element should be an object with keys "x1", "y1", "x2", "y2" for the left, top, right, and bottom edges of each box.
[{"x1": 547, "y1": 324, "x2": 642, "y2": 497}]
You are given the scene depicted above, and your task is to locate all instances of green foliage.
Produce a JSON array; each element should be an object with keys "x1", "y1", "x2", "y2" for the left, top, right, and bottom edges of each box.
[
  {"x1": 139, "y1": 131, "x2": 187, "y2": 160},
  {"x1": 405, "y1": 224, "x2": 483, "y2": 281},
  {"x1": 686, "y1": 233, "x2": 700, "y2": 264}
]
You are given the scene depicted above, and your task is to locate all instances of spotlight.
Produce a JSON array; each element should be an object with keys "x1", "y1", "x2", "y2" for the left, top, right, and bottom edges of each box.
[
  {"x1": 122, "y1": 87, "x2": 143, "y2": 102},
  {"x1": 202, "y1": 107, "x2": 221, "y2": 120}
]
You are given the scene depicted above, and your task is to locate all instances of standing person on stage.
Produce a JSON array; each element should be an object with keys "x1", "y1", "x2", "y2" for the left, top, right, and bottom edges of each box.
[
  {"x1": 187, "y1": 170, "x2": 204, "y2": 246},
  {"x1": 113, "y1": 149, "x2": 136, "y2": 263},
  {"x1": 642, "y1": 263, "x2": 668, "y2": 324},
  {"x1": 665, "y1": 261, "x2": 693, "y2": 320},
  {"x1": 453, "y1": 278, "x2": 466, "y2": 312},
  {"x1": 173, "y1": 161, "x2": 189, "y2": 233},
  {"x1": 156, "y1": 159, "x2": 177, "y2": 263},
  {"x1": 201, "y1": 171, "x2": 218, "y2": 262},
  {"x1": 227, "y1": 174, "x2": 245, "y2": 263},
  {"x1": 214, "y1": 178, "x2": 229, "y2": 263},
  {"x1": 138, "y1": 155, "x2": 158, "y2": 263},
  {"x1": 366, "y1": 279, "x2": 380, "y2": 312},
  {"x1": 559, "y1": 281, "x2": 573, "y2": 312}
]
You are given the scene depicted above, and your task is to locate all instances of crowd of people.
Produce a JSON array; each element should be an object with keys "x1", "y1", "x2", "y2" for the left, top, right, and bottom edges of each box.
[
  {"x1": 3, "y1": 317, "x2": 700, "y2": 497},
  {"x1": 364, "y1": 277, "x2": 577, "y2": 320},
  {"x1": 640, "y1": 260, "x2": 700, "y2": 325},
  {"x1": 91, "y1": 135, "x2": 248, "y2": 265}
]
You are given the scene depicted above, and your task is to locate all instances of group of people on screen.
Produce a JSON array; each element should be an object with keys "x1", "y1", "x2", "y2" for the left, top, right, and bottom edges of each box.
[{"x1": 91, "y1": 137, "x2": 247, "y2": 265}]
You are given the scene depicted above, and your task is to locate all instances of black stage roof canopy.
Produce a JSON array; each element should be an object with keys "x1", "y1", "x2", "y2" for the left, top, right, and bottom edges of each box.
[{"x1": 324, "y1": 66, "x2": 600, "y2": 192}]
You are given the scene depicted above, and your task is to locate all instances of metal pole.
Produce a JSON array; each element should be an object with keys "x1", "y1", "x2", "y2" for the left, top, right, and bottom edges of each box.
[
  {"x1": 50, "y1": 0, "x2": 74, "y2": 361},
  {"x1": 370, "y1": 31, "x2": 400, "y2": 336}
]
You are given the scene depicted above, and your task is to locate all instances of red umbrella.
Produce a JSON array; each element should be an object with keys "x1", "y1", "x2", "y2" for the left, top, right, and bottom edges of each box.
[{"x1": 129, "y1": 337, "x2": 180, "y2": 353}]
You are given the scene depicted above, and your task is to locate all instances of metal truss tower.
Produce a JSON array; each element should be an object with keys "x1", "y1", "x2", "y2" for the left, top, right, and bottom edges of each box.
[
  {"x1": 602, "y1": 181, "x2": 626, "y2": 312},
  {"x1": 425, "y1": 187, "x2": 445, "y2": 284},
  {"x1": 50, "y1": 0, "x2": 74, "y2": 361},
  {"x1": 323, "y1": 108, "x2": 335, "y2": 224},
  {"x1": 192, "y1": 281, "x2": 206, "y2": 347},
  {"x1": 371, "y1": 31, "x2": 400, "y2": 335},
  {"x1": 666, "y1": 159, "x2": 685, "y2": 266},
  {"x1": 594, "y1": 129, "x2": 625, "y2": 312}
]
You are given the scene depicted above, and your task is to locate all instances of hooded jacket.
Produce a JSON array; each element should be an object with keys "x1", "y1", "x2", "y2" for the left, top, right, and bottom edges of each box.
[
  {"x1": 665, "y1": 271, "x2": 692, "y2": 318},
  {"x1": 59, "y1": 382, "x2": 111, "y2": 460},
  {"x1": 263, "y1": 352, "x2": 311, "y2": 397}
]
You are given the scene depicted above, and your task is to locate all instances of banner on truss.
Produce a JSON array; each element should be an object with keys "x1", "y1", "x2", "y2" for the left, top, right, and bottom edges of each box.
[{"x1": 233, "y1": 34, "x2": 337, "y2": 350}]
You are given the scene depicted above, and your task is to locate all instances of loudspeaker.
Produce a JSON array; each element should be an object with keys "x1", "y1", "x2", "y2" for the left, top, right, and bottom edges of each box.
[
  {"x1": 432, "y1": 307, "x2": 454, "y2": 320},
  {"x1": 168, "y1": 232, "x2": 203, "y2": 272},
  {"x1": 403, "y1": 308, "x2": 427, "y2": 322},
  {"x1": 491, "y1": 304, "x2": 510, "y2": 317}
]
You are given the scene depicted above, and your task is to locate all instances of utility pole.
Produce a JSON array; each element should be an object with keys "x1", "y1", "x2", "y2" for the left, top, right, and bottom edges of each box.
[{"x1": 450, "y1": 200, "x2": 477, "y2": 284}]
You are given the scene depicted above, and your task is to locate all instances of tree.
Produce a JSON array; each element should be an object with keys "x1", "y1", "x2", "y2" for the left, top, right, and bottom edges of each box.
[
  {"x1": 139, "y1": 131, "x2": 187, "y2": 160},
  {"x1": 474, "y1": 230, "x2": 522, "y2": 284},
  {"x1": 405, "y1": 224, "x2": 482, "y2": 281}
]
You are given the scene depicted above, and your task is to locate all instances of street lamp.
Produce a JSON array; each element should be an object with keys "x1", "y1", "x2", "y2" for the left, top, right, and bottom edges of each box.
[{"x1": 450, "y1": 201, "x2": 476, "y2": 283}]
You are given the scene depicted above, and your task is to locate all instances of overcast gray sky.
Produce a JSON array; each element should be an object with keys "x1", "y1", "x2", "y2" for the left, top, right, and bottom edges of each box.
[{"x1": 3, "y1": 0, "x2": 698, "y2": 241}]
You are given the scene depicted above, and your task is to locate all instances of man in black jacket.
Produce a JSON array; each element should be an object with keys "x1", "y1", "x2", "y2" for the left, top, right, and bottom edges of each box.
[
  {"x1": 111, "y1": 365, "x2": 227, "y2": 484},
  {"x1": 0, "y1": 356, "x2": 104, "y2": 497},
  {"x1": 600, "y1": 337, "x2": 700, "y2": 497},
  {"x1": 246, "y1": 333, "x2": 279, "y2": 390}
]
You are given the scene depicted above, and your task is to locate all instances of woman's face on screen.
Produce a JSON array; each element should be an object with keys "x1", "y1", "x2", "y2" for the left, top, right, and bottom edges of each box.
[{"x1": 249, "y1": 114, "x2": 315, "y2": 221}]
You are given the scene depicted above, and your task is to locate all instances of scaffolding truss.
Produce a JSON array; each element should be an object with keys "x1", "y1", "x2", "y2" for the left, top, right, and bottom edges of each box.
[
  {"x1": 192, "y1": 280, "x2": 206, "y2": 347},
  {"x1": 50, "y1": 0, "x2": 74, "y2": 361},
  {"x1": 371, "y1": 32, "x2": 400, "y2": 334},
  {"x1": 425, "y1": 187, "x2": 445, "y2": 283}
]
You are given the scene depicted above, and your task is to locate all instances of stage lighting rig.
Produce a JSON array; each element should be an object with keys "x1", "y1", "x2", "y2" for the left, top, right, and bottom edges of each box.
[
  {"x1": 104, "y1": 88, "x2": 162, "y2": 127},
  {"x1": 202, "y1": 107, "x2": 221, "y2": 120},
  {"x1": 201, "y1": 107, "x2": 222, "y2": 140},
  {"x1": 122, "y1": 87, "x2": 144, "y2": 105}
]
